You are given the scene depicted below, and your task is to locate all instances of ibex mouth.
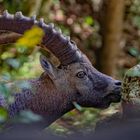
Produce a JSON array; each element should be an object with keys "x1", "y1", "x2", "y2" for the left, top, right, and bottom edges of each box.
[
  {"x1": 105, "y1": 93, "x2": 121, "y2": 103},
  {"x1": 105, "y1": 88, "x2": 122, "y2": 103},
  {"x1": 99, "y1": 88, "x2": 121, "y2": 109}
]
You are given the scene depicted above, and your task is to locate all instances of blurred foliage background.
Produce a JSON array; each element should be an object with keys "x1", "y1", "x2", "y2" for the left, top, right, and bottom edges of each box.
[{"x1": 0, "y1": 0, "x2": 140, "y2": 135}]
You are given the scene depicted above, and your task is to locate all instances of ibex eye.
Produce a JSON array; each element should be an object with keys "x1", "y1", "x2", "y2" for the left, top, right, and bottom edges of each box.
[{"x1": 76, "y1": 71, "x2": 86, "y2": 78}]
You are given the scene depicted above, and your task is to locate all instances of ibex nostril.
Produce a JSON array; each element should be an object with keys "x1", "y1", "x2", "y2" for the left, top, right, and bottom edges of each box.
[{"x1": 115, "y1": 80, "x2": 122, "y2": 86}]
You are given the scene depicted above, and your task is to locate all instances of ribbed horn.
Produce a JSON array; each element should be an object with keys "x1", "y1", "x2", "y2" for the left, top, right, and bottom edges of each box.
[{"x1": 0, "y1": 10, "x2": 81, "y2": 65}]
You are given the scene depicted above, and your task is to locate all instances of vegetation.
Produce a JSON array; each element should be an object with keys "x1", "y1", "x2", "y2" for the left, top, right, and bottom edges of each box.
[{"x1": 0, "y1": 0, "x2": 140, "y2": 136}]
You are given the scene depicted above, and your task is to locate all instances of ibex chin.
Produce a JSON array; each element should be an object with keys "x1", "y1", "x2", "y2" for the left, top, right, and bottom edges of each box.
[{"x1": 0, "y1": 11, "x2": 121, "y2": 127}]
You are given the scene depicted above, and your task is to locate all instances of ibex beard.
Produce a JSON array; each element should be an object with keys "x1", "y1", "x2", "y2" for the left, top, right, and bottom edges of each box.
[{"x1": 0, "y1": 11, "x2": 121, "y2": 126}]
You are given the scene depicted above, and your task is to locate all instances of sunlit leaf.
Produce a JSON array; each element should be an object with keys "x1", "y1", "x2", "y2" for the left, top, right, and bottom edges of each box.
[
  {"x1": 16, "y1": 26, "x2": 44, "y2": 48},
  {"x1": 84, "y1": 16, "x2": 94, "y2": 26},
  {"x1": 1, "y1": 52, "x2": 15, "y2": 60}
]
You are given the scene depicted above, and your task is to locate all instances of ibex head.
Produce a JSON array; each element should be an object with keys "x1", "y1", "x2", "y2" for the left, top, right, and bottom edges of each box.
[
  {"x1": 40, "y1": 53, "x2": 121, "y2": 110},
  {"x1": 0, "y1": 11, "x2": 121, "y2": 113}
]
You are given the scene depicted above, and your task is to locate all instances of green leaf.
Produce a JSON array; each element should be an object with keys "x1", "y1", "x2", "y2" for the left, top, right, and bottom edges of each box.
[
  {"x1": 0, "y1": 107, "x2": 8, "y2": 123},
  {"x1": 126, "y1": 64, "x2": 140, "y2": 77},
  {"x1": 84, "y1": 16, "x2": 94, "y2": 26},
  {"x1": 133, "y1": 16, "x2": 140, "y2": 29},
  {"x1": 129, "y1": 47, "x2": 139, "y2": 57}
]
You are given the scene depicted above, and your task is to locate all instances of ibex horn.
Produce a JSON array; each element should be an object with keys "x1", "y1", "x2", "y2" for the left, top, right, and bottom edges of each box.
[{"x1": 0, "y1": 10, "x2": 81, "y2": 65}]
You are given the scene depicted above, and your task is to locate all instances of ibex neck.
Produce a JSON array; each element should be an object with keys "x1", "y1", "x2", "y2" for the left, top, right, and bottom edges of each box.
[{"x1": 8, "y1": 77, "x2": 75, "y2": 126}]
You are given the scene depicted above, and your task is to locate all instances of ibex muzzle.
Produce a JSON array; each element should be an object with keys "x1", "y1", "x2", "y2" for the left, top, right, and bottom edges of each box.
[{"x1": 0, "y1": 11, "x2": 121, "y2": 125}]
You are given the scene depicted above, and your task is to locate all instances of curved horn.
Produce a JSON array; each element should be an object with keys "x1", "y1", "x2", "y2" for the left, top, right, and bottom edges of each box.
[{"x1": 0, "y1": 10, "x2": 81, "y2": 65}]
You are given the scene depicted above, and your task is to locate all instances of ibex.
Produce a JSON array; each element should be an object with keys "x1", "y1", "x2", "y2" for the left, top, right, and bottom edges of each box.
[{"x1": 0, "y1": 11, "x2": 121, "y2": 127}]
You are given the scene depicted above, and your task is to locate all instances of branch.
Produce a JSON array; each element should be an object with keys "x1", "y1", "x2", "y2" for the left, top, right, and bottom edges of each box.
[{"x1": 0, "y1": 33, "x2": 21, "y2": 45}]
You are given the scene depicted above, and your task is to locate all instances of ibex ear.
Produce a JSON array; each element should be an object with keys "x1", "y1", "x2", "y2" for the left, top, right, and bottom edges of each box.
[{"x1": 40, "y1": 55, "x2": 57, "y2": 80}]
